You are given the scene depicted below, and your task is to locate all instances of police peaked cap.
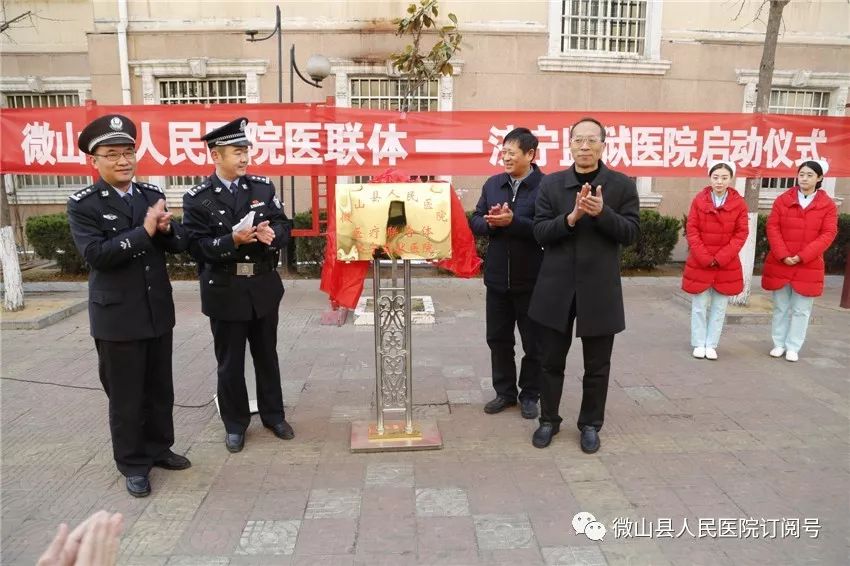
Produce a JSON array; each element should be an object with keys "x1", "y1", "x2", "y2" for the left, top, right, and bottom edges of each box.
[
  {"x1": 202, "y1": 117, "x2": 253, "y2": 148},
  {"x1": 78, "y1": 114, "x2": 137, "y2": 154}
]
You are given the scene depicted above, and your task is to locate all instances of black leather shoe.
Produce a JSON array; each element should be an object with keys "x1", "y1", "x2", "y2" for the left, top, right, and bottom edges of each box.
[
  {"x1": 580, "y1": 425, "x2": 600, "y2": 454},
  {"x1": 484, "y1": 396, "x2": 517, "y2": 414},
  {"x1": 520, "y1": 398, "x2": 539, "y2": 419},
  {"x1": 532, "y1": 423, "x2": 559, "y2": 448},
  {"x1": 153, "y1": 451, "x2": 192, "y2": 470},
  {"x1": 265, "y1": 420, "x2": 295, "y2": 440},
  {"x1": 225, "y1": 432, "x2": 245, "y2": 453},
  {"x1": 126, "y1": 475, "x2": 151, "y2": 498}
]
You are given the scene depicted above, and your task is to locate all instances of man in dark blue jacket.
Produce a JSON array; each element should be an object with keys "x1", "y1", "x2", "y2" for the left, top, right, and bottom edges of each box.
[{"x1": 470, "y1": 128, "x2": 545, "y2": 419}]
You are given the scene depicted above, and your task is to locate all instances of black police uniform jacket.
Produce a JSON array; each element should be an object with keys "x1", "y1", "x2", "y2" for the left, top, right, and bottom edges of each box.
[
  {"x1": 469, "y1": 164, "x2": 545, "y2": 293},
  {"x1": 181, "y1": 174, "x2": 291, "y2": 321},
  {"x1": 67, "y1": 179, "x2": 188, "y2": 341},
  {"x1": 528, "y1": 163, "x2": 640, "y2": 337}
]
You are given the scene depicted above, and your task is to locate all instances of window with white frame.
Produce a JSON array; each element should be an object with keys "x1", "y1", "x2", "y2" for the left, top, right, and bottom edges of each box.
[
  {"x1": 560, "y1": 0, "x2": 647, "y2": 55},
  {"x1": 540, "y1": 0, "x2": 668, "y2": 74},
  {"x1": 158, "y1": 78, "x2": 247, "y2": 105},
  {"x1": 349, "y1": 77, "x2": 439, "y2": 112},
  {"x1": 2, "y1": 92, "x2": 91, "y2": 190},
  {"x1": 159, "y1": 78, "x2": 248, "y2": 190},
  {"x1": 761, "y1": 88, "x2": 831, "y2": 190}
]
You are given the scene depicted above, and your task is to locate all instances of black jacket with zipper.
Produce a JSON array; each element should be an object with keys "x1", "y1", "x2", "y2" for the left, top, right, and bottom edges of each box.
[{"x1": 469, "y1": 164, "x2": 544, "y2": 293}]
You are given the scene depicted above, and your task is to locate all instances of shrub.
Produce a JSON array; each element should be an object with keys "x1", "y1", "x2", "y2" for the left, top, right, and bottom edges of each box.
[
  {"x1": 465, "y1": 210, "x2": 488, "y2": 262},
  {"x1": 825, "y1": 213, "x2": 850, "y2": 274},
  {"x1": 25, "y1": 213, "x2": 87, "y2": 274},
  {"x1": 621, "y1": 210, "x2": 680, "y2": 270},
  {"x1": 164, "y1": 215, "x2": 197, "y2": 278},
  {"x1": 293, "y1": 210, "x2": 326, "y2": 276}
]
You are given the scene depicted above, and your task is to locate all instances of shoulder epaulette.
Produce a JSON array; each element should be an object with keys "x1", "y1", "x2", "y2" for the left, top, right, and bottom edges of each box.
[
  {"x1": 185, "y1": 180, "x2": 212, "y2": 198},
  {"x1": 68, "y1": 185, "x2": 97, "y2": 202},
  {"x1": 137, "y1": 182, "x2": 164, "y2": 194},
  {"x1": 248, "y1": 175, "x2": 271, "y2": 185}
]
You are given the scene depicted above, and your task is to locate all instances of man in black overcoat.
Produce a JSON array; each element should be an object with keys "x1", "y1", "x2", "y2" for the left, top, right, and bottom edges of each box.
[
  {"x1": 67, "y1": 114, "x2": 191, "y2": 498},
  {"x1": 528, "y1": 117, "x2": 640, "y2": 452},
  {"x1": 181, "y1": 117, "x2": 294, "y2": 453}
]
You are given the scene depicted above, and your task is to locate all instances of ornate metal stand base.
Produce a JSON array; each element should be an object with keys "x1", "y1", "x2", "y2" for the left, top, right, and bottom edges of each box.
[
  {"x1": 350, "y1": 258, "x2": 442, "y2": 452},
  {"x1": 350, "y1": 419, "x2": 442, "y2": 452}
]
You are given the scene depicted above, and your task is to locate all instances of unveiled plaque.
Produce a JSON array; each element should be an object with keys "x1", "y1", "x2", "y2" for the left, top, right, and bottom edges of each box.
[{"x1": 336, "y1": 182, "x2": 452, "y2": 261}]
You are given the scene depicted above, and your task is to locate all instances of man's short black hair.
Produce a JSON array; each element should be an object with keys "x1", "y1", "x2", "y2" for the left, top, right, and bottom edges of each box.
[
  {"x1": 503, "y1": 127, "x2": 539, "y2": 154},
  {"x1": 569, "y1": 117, "x2": 607, "y2": 142}
]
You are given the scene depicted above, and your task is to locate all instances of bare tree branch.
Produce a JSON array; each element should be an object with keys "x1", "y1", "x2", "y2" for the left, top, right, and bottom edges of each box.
[{"x1": 0, "y1": 10, "x2": 31, "y2": 33}]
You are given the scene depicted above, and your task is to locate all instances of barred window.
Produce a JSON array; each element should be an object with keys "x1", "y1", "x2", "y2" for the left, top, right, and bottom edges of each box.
[
  {"x1": 762, "y1": 89, "x2": 830, "y2": 190},
  {"x1": 158, "y1": 78, "x2": 247, "y2": 105},
  {"x1": 2, "y1": 92, "x2": 91, "y2": 189},
  {"x1": 349, "y1": 77, "x2": 439, "y2": 112},
  {"x1": 560, "y1": 0, "x2": 647, "y2": 55},
  {"x1": 158, "y1": 78, "x2": 248, "y2": 189}
]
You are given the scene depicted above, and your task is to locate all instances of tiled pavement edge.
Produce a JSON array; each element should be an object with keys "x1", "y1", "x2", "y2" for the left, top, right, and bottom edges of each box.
[{"x1": 1, "y1": 277, "x2": 847, "y2": 565}]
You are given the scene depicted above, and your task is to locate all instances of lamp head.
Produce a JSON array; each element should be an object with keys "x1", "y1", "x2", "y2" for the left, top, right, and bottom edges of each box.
[
  {"x1": 305, "y1": 54, "x2": 331, "y2": 83},
  {"x1": 245, "y1": 30, "x2": 258, "y2": 41}
]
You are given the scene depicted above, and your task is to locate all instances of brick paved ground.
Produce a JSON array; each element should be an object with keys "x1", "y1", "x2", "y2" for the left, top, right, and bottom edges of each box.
[{"x1": 1, "y1": 277, "x2": 847, "y2": 565}]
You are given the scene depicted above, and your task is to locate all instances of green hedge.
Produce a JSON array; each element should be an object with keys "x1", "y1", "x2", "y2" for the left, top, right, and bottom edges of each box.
[
  {"x1": 620, "y1": 210, "x2": 681, "y2": 270},
  {"x1": 826, "y1": 213, "x2": 850, "y2": 274},
  {"x1": 292, "y1": 210, "x2": 326, "y2": 276},
  {"x1": 25, "y1": 213, "x2": 87, "y2": 274}
]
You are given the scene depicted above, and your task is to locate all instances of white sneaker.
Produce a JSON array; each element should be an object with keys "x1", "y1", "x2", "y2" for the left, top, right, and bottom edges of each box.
[
  {"x1": 785, "y1": 351, "x2": 799, "y2": 362},
  {"x1": 692, "y1": 347, "x2": 706, "y2": 359},
  {"x1": 705, "y1": 348, "x2": 718, "y2": 360},
  {"x1": 769, "y1": 347, "x2": 785, "y2": 358}
]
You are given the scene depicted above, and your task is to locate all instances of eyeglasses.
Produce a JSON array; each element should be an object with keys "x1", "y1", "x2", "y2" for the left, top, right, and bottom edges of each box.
[
  {"x1": 570, "y1": 137, "x2": 602, "y2": 146},
  {"x1": 94, "y1": 150, "x2": 137, "y2": 162}
]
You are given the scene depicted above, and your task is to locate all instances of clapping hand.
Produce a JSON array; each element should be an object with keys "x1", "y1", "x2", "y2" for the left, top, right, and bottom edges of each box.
[
  {"x1": 255, "y1": 220, "x2": 275, "y2": 245},
  {"x1": 484, "y1": 202, "x2": 513, "y2": 227},
  {"x1": 578, "y1": 185, "x2": 604, "y2": 217}
]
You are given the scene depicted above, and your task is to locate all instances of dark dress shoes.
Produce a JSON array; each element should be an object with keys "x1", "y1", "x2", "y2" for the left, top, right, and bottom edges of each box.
[
  {"x1": 225, "y1": 432, "x2": 245, "y2": 453},
  {"x1": 126, "y1": 475, "x2": 151, "y2": 498},
  {"x1": 265, "y1": 420, "x2": 295, "y2": 440},
  {"x1": 532, "y1": 423, "x2": 559, "y2": 448},
  {"x1": 153, "y1": 451, "x2": 192, "y2": 470},
  {"x1": 520, "y1": 398, "x2": 539, "y2": 419},
  {"x1": 483, "y1": 396, "x2": 517, "y2": 414},
  {"x1": 580, "y1": 425, "x2": 600, "y2": 454}
]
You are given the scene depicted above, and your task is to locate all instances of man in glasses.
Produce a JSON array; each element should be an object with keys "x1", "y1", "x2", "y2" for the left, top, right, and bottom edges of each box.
[
  {"x1": 67, "y1": 114, "x2": 191, "y2": 497},
  {"x1": 528, "y1": 117, "x2": 640, "y2": 453}
]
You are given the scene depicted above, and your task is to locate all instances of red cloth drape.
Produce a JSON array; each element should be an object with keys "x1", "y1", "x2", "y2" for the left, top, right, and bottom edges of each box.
[{"x1": 318, "y1": 170, "x2": 481, "y2": 309}]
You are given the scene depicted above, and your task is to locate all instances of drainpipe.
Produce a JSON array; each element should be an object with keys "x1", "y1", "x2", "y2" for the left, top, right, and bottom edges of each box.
[{"x1": 117, "y1": 0, "x2": 131, "y2": 104}]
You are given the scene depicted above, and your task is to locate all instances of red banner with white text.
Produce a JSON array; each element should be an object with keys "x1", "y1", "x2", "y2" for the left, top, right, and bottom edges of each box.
[{"x1": 1, "y1": 103, "x2": 848, "y2": 177}]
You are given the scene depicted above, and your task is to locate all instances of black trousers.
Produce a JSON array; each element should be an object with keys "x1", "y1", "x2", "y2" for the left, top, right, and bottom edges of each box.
[
  {"x1": 95, "y1": 331, "x2": 175, "y2": 477},
  {"x1": 486, "y1": 287, "x2": 541, "y2": 402},
  {"x1": 538, "y1": 299, "x2": 615, "y2": 430},
  {"x1": 210, "y1": 311, "x2": 285, "y2": 434}
]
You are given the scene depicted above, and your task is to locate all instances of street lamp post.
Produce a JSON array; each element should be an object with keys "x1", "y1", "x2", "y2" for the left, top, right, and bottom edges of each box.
[{"x1": 246, "y1": 5, "x2": 331, "y2": 267}]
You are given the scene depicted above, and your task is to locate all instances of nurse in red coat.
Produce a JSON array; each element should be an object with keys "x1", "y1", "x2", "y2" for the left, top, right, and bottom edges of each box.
[
  {"x1": 681, "y1": 161, "x2": 749, "y2": 360},
  {"x1": 762, "y1": 160, "x2": 838, "y2": 362}
]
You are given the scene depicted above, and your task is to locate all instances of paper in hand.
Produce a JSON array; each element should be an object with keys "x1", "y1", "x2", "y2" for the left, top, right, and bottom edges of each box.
[{"x1": 232, "y1": 211, "x2": 255, "y2": 233}]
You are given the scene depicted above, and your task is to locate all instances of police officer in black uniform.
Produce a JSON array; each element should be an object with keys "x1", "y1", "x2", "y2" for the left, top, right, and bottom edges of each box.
[
  {"x1": 181, "y1": 117, "x2": 294, "y2": 453},
  {"x1": 67, "y1": 114, "x2": 191, "y2": 498}
]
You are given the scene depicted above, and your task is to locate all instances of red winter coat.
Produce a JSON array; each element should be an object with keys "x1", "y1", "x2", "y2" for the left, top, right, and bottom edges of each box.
[
  {"x1": 762, "y1": 187, "x2": 838, "y2": 297},
  {"x1": 681, "y1": 187, "x2": 749, "y2": 295}
]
